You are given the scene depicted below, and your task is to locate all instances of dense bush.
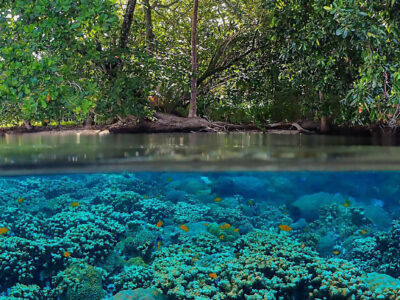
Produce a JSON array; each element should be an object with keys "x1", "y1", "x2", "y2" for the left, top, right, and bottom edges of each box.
[{"x1": 1, "y1": 0, "x2": 399, "y2": 128}]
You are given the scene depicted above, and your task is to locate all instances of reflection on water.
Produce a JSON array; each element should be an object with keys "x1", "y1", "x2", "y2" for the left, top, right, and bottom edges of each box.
[
  {"x1": 0, "y1": 171, "x2": 400, "y2": 299},
  {"x1": 1, "y1": 132, "x2": 400, "y2": 174}
]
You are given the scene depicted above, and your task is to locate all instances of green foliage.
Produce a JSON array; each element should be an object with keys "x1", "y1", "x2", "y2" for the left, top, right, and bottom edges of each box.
[
  {"x1": 0, "y1": 0, "x2": 150, "y2": 125},
  {"x1": 331, "y1": 0, "x2": 400, "y2": 126},
  {"x1": 1, "y1": 0, "x2": 400, "y2": 127}
]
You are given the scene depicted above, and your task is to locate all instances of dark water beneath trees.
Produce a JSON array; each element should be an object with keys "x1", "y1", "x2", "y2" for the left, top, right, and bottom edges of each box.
[
  {"x1": 0, "y1": 133, "x2": 400, "y2": 299},
  {"x1": 1, "y1": 132, "x2": 400, "y2": 173}
]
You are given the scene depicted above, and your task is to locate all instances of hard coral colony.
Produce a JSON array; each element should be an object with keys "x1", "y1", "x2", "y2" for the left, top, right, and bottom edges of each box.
[{"x1": 0, "y1": 172, "x2": 400, "y2": 299}]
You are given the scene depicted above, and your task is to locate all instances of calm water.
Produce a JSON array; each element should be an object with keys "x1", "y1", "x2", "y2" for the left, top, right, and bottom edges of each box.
[{"x1": 1, "y1": 133, "x2": 400, "y2": 299}]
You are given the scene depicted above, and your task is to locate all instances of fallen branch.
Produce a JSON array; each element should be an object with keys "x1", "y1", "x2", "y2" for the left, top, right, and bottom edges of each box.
[{"x1": 266, "y1": 122, "x2": 315, "y2": 134}]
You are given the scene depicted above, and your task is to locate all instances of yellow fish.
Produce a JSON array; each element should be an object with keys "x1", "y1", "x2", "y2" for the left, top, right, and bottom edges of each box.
[
  {"x1": 219, "y1": 235, "x2": 224, "y2": 240},
  {"x1": 209, "y1": 273, "x2": 218, "y2": 279},
  {"x1": 18, "y1": 198, "x2": 24, "y2": 204},
  {"x1": 220, "y1": 223, "x2": 231, "y2": 230},
  {"x1": 157, "y1": 241, "x2": 162, "y2": 250},
  {"x1": 64, "y1": 251, "x2": 71, "y2": 258},
  {"x1": 343, "y1": 199, "x2": 351, "y2": 207},
  {"x1": 234, "y1": 228, "x2": 240, "y2": 233},
  {"x1": 214, "y1": 197, "x2": 222, "y2": 202},
  {"x1": 180, "y1": 224, "x2": 189, "y2": 232},
  {"x1": 0, "y1": 227, "x2": 9, "y2": 235},
  {"x1": 361, "y1": 229, "x2": 368, "y2": 235},
  {"x1": 278, "y1": 224, "x2": 292, "y2": 232},
  {"x1": 333, "y1": 250, "x2": 340, "y2": 255},
  {"x1": 156, "y1": 221, "x2": 164, "y2": 228},
  {"x1": 70, "y1": 202, "x2": 79, "y2": 208}
]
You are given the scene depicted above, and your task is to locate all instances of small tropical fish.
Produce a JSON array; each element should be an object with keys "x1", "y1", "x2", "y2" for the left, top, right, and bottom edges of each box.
[
  {"x1": 333, "y1": 250, "x2": 340, "y2": 255},
  {"x1": 234, "y1": 228, "x2": 240, "y2": 233},
  {"x1": 278, "y1": 224, "x2": 292, "y2": 232},
  {"x1": 283, "y1": 212, "x2": 289, "y2": 215},
  {"x1": 361, "y1": 229, "x2": 368, "y2": 235},
  {"x1": 301, "y1": 243, "x2": 305, "y2": 248},
  {"x1": 0, "y1": 227, "x2": 9, "y2": 235},
  {"x1": 219, "y1": 235, "x2": 224, "y2": 240},
  {"x1": 343, "y1": 199, "x2": 351, "y2": 207},
  {"x1": 209, "y1": 273, "x2": 218, "y2": 279},
  {"x1": 156, "y1": 221, "x2": 164, "y2": 227},
  {"x1": 204, "y1": 223, "x2": 209, "y2": 226},
  {"x1": 144, "y1": 195, "x2": 149, "y2": 199},
  {"x1": 17, "y1": 198, "x2": 24, "y2": 203},
  {"x1": 46, "y1": 94, "x2": 51, "y2": 102},
  {"x1": 154, "y1": 236, "x2": 163, "y2": 249},
  {"x1": 180, "y1": 224, "x2": 189, "y2": 232},
  {"x1": 64, "y1": 251, "x2": 71, "y2": 258},
  {"x1": 220, "y1": 223, "x2": 231, "y2": 230},
  {"x1": 214, "y1": 197, "x2": 222, "y2": 202},
  {"x1": 248, "y1": 199, "x2": 255, "y2": 206},
  {"x1": 166, "y1": 177, "x2": 173, "y2": 182},
  {"x1": 70, "y1": 202, "x2": 79, "y2": 208}
]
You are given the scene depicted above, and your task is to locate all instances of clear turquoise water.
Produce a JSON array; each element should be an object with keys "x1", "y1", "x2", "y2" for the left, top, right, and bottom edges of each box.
[{"x1": 1, "y1": 171, "x2": 400, "y2": 299}]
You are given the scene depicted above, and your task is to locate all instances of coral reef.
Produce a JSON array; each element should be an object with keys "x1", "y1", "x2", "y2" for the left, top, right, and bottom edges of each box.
[
  {"x1": 52, "y1": 263, "x2": 105, "y2": 300},
  {"x1": 0, "y1": 172, "x2": 399, "y2": 299}
]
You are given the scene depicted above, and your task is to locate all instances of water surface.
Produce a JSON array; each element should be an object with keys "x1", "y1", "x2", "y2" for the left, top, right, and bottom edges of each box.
[{"x1": 1, "y1": 132, "x2": 400, "y2": 173}]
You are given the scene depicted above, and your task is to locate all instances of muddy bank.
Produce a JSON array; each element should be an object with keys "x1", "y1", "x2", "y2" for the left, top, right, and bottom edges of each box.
[
  {"x1": 0, "y1": 113, "x2": 396, "y2": 137},
  {"x1": 0, "y1": 113, "x2": 260, "y2": 135}
]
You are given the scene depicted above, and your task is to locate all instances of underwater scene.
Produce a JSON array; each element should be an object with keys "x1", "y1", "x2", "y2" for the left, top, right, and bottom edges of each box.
[{"x1": 1, "y1": 171, "x2": 400, "y2": 299}]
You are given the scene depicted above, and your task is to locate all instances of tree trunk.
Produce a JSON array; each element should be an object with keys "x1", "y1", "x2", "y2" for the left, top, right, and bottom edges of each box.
[
  {"x1": 319, "y1": 91, "x2": 330, "y2": 133},
  {"x1": 120, "y1": 0, "x2": 137, "y2": 49},
  {"x1": 188, "y1": 0, "x2": 199, "y2": 118},
  {"x1": 143, "y1": 0, "x2": 155, "y2": 50}
]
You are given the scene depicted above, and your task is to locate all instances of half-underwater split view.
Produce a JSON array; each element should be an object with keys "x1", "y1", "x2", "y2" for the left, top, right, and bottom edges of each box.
[{"x1": 3, "y1": 0, "x2": 400, "y2": 299}]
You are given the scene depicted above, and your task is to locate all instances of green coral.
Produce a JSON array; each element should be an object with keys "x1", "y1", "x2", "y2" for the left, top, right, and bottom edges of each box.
[
  {"x1": 116, "y1": 226, "x2": 157, "y2": 261},
  {"x1": 110, "y1": 191, "x2": 142, "y2": 213},
  {"x1": 110, "y1": 265, "x2": 153, "y2": 293},
  {"x1": 125, "y1": 256, "x2": 148, "y2": 267},
  {"x1": 152, "y1": 230, "x2": 400, "y2": 299},
  {"x1": 9, "y1": 283, "x2": 43, "y2": 299},
  {"x1": 53, "y1": 263, "x2": 105, "y2": 300},
  {"x1": 207, "y1": 222, "x2": 240, "y2": 242}
]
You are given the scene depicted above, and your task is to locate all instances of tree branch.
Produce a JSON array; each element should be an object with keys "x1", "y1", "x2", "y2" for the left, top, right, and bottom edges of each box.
[
  {"x1": 197, "y1": 32, "x2": 260, "y2": 86},
  {"x1": 120, "y1": 0, "x2": 137, "y2": 49}
]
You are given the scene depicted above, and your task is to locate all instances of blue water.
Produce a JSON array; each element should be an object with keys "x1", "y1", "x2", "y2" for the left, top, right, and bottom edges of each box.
[{"x1": 1, "y1": 171, "x2": 400, "y2": 299}]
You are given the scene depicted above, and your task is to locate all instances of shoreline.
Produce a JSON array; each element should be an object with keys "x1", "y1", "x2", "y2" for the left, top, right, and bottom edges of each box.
[{"x1": 0, "y1": 112, "x2": 393, "y2": 137}]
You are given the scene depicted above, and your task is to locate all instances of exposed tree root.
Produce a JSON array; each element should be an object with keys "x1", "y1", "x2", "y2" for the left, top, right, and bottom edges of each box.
[
  {"x1": 108, "y1": 113, "x2": 261, "y2": 133},
  {"x1": 265, "y1": 122, "x2": 315, "y2": 134}
]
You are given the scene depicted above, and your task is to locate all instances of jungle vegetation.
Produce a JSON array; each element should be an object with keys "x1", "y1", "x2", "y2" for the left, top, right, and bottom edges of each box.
[{"x1": 1, "y1": 0, "x2": 399, "y2": 130}]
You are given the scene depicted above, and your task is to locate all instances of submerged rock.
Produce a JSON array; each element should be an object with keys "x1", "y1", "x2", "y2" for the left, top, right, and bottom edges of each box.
[
  {"x1": 362, "y1": 272, "x2": 400, "y2": 293},
  {"x1": 291, "y1": 192, "x2": 345, "y2": 220}
]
